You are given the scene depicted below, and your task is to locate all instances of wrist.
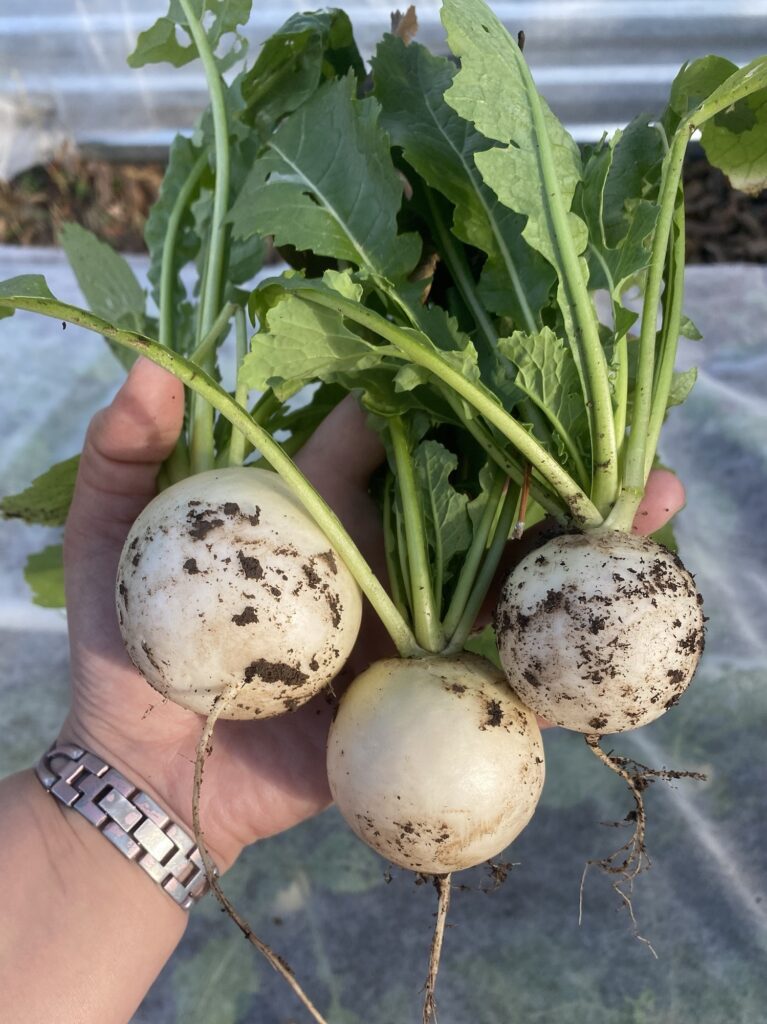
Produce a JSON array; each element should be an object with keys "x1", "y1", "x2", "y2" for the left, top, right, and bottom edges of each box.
[
  {"x1": 56, "y1": 715, "x2": 245, "y2": 873},
  {"x1": 37, "y1": 742, "x2": 215, "y2": 910}
]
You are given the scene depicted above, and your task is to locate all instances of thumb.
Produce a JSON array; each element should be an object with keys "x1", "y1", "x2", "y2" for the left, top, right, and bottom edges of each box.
[{"x1": 65, "y1": 358, "x2": 184, "y2": 553}]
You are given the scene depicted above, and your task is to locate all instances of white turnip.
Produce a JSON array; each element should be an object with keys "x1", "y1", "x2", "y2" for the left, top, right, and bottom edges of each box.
[
  {"x1": 117, "y1": 466, "x2": 362, "y2": 719},
  {"x1": 327, "y1": 653, "x2": 545, "y2": 874},
  {"x1": 495, "y1": 531, "x2": 704, "y2": 734}
]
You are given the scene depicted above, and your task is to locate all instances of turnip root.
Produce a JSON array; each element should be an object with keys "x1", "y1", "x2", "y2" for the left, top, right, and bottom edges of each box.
[
  {"x1": 327, "y1": 653, "x2": 545, "y2": 874},
  {"x1": 117, "y1": 467, "x2": 362, "y2": 719},
  {"x1": 495, "y1": 531, "x2": 704, "y2": 734}
]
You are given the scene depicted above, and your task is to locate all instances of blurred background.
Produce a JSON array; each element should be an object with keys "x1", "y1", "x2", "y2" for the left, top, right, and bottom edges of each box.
[{"x1": 1, "y1": 4, "x2": 767, "y2": 1023}]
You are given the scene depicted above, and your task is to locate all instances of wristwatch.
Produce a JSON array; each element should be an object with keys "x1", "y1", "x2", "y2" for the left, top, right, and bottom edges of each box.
[{"x1": 35, "y1": 742, "x2": 213, "y2": 910}]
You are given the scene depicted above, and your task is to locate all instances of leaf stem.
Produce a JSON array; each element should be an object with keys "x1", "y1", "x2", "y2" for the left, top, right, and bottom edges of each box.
[
  {"x1": 1, "y1": 294, "x2": 421, "y2": 659},
  {"x1": 644, "y1": 200, "x2": 686, "y2": 480},
  {"x1": 189, "y1": 301, "x2": 237, "y2": 365},
  {"x1": 389, "y1": 417, "x2": 445, "y2": 653},
  {"x1": 178, "y1": 0, "x2": 230, "y2": 336},
  {"x1": 514, "y1": 46, "x2": 618, "y2": 513},
  {"x1": 446, "y1": 477, "x2": 519, "y2": 653},
  {"x1": 620, "y1": 128, "x2": 689, "y2": 506},
  {"x1": 295, "y1": 287, "x2": 602, "y2": 528},
  {"x1": 179, "y1": 0, "x2": 232, "y2": 475},
  {"x1": 383, "y1": 474, "x2": 410, "y2": 623},
  {"x1": 227, "y1": 306, "x2": 250, "y2": 467},
  {"x1": 158, "y1": 149, "x2": 207, "y2": 352},
  {"x1": 441, "y1": 465, "x2": 505, "y2": 640}
]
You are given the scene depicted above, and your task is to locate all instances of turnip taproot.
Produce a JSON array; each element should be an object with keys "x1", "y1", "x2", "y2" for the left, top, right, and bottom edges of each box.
[
  {"x1": 117, "y1": 467, "x2": 362, "y2": 719},
  {"x1": 327, "y1": 653, "x2": 544, "y2": 874},
  {"x1": 495, "y1": 532, "x2": 704, "y2": 734}
]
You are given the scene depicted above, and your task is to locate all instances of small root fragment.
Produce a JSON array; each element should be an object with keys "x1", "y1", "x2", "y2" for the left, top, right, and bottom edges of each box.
[
  {"x1": 192, "y1": 684, "x2": 330, "y2": 1024},
  {"x1": 423, "y1": 873, "x2": 452, "y2": 1024},
  {"x1": 581, "y1": 733, "x2": 706, "y2": 952}
]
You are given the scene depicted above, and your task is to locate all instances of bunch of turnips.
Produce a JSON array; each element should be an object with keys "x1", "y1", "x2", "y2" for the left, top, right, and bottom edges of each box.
[{"x1": 3, "y1": 0, "x2": 764, "y2": 1019}]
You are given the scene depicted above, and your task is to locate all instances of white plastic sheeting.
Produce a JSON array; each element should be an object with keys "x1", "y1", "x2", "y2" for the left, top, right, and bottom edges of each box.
[
  {"x1": 0, "y1": 250, "x2": 765, "y2": 1022},
  {"x1": 2, "y1": 0, "x2": 767, "y2": 174}
]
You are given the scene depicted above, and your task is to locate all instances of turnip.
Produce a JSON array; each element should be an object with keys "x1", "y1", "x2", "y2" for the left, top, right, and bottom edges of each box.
[
  {"x1": 327, "y1": 653, "x2": 544, "y2": 874},
  {"x1": 117, "y1": 467, "x2": 362, "y2": 719},
  {"x1": 495, "y1": 531, "x2": 705, "y2": 734}
]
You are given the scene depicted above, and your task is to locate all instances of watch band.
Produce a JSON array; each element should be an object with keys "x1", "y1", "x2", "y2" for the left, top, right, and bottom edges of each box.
[{"x1": 35, "y1": 742, "x2": 213, "y2": 910}]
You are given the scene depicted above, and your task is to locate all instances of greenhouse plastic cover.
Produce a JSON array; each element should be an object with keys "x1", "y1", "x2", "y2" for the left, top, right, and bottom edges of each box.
[
  {"x1": 0, "y1": 247, "x2": 765, "y2": 1022},
  {"x1": 2, "y1": 0, "x2": 767, "y2": 176}
]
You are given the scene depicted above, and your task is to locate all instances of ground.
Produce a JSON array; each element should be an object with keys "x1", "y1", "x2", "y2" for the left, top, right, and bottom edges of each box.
[{"x1": 1, "y1": 145, "x2": 765, "y2": 263}]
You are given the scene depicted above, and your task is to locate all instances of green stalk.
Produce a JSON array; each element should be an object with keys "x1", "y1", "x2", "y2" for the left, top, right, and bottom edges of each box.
[
  {"x1": 422, "y1": 193, "x2": 574, "y2": 481},
  {"x1": 1, "y1": 295, "x2": 421, "y2": 659},
  {"x1": 295, "y1": 287, "x2": 602, "y2": 528},
  {"x1": 383, "y1": 475, "x2": 409, "y2": 623},
  {"x1": 178, "y1": 0, "x2": 230, "y2": 335},
  {"x1": 179, "y1": 0, "x2": 232, "y2": 475},
  {"x1": 613, "y1": 334, "x2": 629, "y2": 463},
  {"x1": 158, "y1": 151, "x2": 207, "y2": 486},
  {"x1": 159, "y1": 150, "x2": 207, "y2": 352},
  {"x1": 441, "y1": 466, "x2": 505, "y2": 640},
  {"x1": 446, "y1": 479, "x2": 519, "y2": 654},
  {"x1": 423, "y1": 189, "x2": 510, "y2": 348},
  {"x1": 389, "y1": 417, "x2": 445, "y2": 653},
  {"x1": 424, "y1": 163, "x2": 537, "y2": 338},
  {"x1": 227, "y1": 306, "x2": 250, "y2": 468},
  {"x1": 189, "y1": 301, "x2": 237, "y2": 365},
  {"x1": 514, "y1": 49, "x2": 618, "y2": 513},
  {"x1": 608, "y1": 129, "x2": 690, "y2": 533},
  {"x1": 644, "y1": 200, "x2": 686, "y2": 480}
]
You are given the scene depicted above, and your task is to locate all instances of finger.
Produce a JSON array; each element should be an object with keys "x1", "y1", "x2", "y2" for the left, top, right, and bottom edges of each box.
[
  {"x1": 66, "y1": 358, "x2": 184, "y2": 548},
  {"x1": 632, "y1": 469, "x2": 686, "y2": 536},
  {"x1": 295, "y1": 394, "x2": 385, "y2": 489}
]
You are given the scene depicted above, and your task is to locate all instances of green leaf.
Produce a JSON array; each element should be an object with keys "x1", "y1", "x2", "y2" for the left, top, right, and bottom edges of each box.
[
  {"x1": 58, "y1": 223, "x2": 147, "y2": 369},
  {"x1": 679, "y1": 315, "x2": 703, "y2": 340},
  {"x1": 441, "y1": 0, "x2": 587, "y2": 346},
  {"x1": 1, "y1": 456, "x2": 79, "y2": 526},
  {"x1": 127, "y1": 16, "x2": 195, "y2": 68},
  {"x1": 243, "y1": 275, "x2": 398, "y2": 399},
  {"x1": 701, "y1": 83, "x2": 767, "y2": 195},
  {"x1": 373, "y1": 35, "x2": 553, "y2": 328},
  {"x1": 664, "y1": 55, "x2": 767, "y2": 194},
  {"x1": 24, "y1": 544, "x2": 66, "y2": 608},
  {"x1": 241, "y1": 9, "x2": 364, "y2": 140},
  {"x1": 667, "y1": 366, "x2": 698, "y2": 407},
  {"x1": 128, "y1": 0, "x2": 251, "y2": 72},
  {"x1": 463, "y1": 623, "x2": 501, "y2": 668},
  {"x1": 0, "y1": 275, "x2": 55, "y2": 305},
  {"x1": 497, "y1": 328, "x2": 589, "y2": 472},
  {"x1": 413, "y1": 440, "x2": 473, "y2": 592},
  {"x1": 579, "y1": 119, "x2": 663, "y2": 296},
  {"x1": 663, "y1": 56, "x2": 738, "y2": 136},
  {"x1": 229, "y1": 75, "x2": 420, "y2": 282}
]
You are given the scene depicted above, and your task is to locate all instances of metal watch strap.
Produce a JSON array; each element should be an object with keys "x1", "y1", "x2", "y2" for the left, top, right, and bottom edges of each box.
[{"x1": 35, "y1": 742, "x2": 212, "y2": 910}]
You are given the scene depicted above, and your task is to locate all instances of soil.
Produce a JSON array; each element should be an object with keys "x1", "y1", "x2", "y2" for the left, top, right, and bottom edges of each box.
[{"x1": 0, "y1": 145, "x2": 764, "y2": 262}]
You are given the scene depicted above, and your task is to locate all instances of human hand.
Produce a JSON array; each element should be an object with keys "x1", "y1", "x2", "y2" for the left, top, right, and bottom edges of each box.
[
  {"x1": 59, "y1": 358, "x2": 685, "y2": 871},
  {"x1": 60, "y1": 358, "x2": 392, "y2": 872}
]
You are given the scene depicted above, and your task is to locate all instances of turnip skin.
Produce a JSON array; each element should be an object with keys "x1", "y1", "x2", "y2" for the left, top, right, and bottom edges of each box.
[
  {"x1": 116, "y1": 467, "x2": 362, "y2": 719},
  {"x1": 327, "y1": 653, "x2": 545, "y2": 874},
  {"x1": 495, "y1": 531, "x2": 704, "y2": 734}
]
